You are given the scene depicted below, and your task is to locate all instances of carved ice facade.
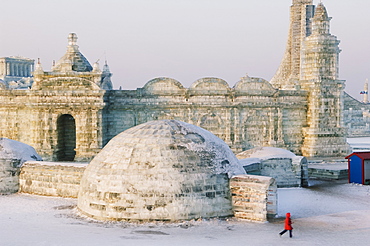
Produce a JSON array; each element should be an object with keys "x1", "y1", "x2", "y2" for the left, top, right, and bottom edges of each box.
[{"x1": 0, "y1": 1, "x2": 358, "y2": 162}]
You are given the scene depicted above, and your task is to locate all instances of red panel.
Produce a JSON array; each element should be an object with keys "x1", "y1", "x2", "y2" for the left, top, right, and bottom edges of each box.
[{"x1": 345, "y1": 152, "x2": 370, "y2": 160}]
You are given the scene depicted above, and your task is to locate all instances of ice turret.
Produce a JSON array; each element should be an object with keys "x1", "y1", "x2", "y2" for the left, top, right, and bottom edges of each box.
[
  {"x1": 32, "y1": 34, "x2": 113, "y2": 91},
  {"x1": 299, "y1": 2, "x2": 350, "y2": 157}
]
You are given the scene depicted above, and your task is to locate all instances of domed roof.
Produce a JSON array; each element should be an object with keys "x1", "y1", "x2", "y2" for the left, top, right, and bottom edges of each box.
[
  {"x1": 190, "y1": 77, "x2": 230, "y2": 94},
  {"x1": 143, "y1": 77, "x2": 185, "y2": 95},
  {"x1": 236, "y1": 147, "x2": 296, "y2": 160},
  {"x1": 78, "y1": 120, "x2": 245, "y2": 221},
  {"x1": 52, "y1": 33, "x2": 93, "y2": 72},
  {"x1": 233, "y1": 74, "x2": 277, "y2": 96},
  {"x1": 0, "y1": 138, "x2": 42, "y2": 166}
]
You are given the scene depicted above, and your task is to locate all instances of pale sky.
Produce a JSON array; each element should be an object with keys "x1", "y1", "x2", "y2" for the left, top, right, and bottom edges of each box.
[{"x1": 1, "y1": 0, "x2": 369, "y2": 100}]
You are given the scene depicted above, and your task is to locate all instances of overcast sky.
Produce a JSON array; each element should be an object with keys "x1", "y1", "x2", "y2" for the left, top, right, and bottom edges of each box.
[{"x1": 1, "y1": 0, "x2": 369, "y2": 100}]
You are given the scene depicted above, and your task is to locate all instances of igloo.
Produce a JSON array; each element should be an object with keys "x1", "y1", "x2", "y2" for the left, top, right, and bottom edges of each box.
[
  {"x1": 78, "y1": 120, "x2": 245, "y2": 221},
  {"x1": 0, "y1": 138, "x2": 42, "y2": 194}
]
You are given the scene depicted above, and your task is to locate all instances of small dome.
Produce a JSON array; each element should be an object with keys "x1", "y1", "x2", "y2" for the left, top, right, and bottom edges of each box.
[
  {"x1": 236, "y1": 147, "x2": 296, "y2": 160},
  {"x1": 143, "y1": 77, "x2": 185, "y2": 95},
  {"x1": 190, "y1": 77, "x2": 230, "y2": 94},
  {"x1": 78, "y1": 120, "x2": 245, "y2": 221},
  {"x1": 234, "y1": 75, "x2": 277, "y2": 96},
  {"x1": 0, "y1": 138, "x2": 42, "y2": 165}
]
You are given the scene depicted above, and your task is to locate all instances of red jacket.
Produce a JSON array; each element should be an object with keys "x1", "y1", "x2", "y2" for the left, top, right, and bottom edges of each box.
[{"x1": 284, "y1": 213, "x2": 293, "y2": 230}]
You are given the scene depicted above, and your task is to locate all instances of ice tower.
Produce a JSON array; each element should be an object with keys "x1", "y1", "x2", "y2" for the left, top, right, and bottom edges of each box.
[{"x1": 272, "y1": 1, "x2": 350, "y2": 156}]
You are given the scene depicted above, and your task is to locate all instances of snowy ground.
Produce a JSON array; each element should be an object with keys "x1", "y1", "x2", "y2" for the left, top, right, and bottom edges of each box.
[{"x1": 1, "y1": 180, "x2": 370, "y2": 246}]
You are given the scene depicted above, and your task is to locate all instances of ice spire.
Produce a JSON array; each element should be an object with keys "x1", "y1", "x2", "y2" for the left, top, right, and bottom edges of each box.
[
  {"x1": 363, "y1": 79, "x2": 369, "y2": 104},
  {"x1": 270, "y1": 0, "x2": 315, "y2": 89},
  {"x1": 103, "y1": 60, "x2": 110, "y2": 73},
  {"x1": 312, "y1": 2, "x2": 331, "y2": 35}
]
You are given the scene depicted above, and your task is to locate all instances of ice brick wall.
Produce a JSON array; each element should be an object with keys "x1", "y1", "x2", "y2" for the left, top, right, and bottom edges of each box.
[
  {"x1": 104, "y1": 76, "x2": 308, "y2": 156},
  {"x1": 260, "y1": 158, "x2": 305, "y2": 188},
  {"x1": 19, "y1": 161, "x2": 87, "y2": 198},
  {"x1": 0, "y1": 158, "x2": 21, "y2": 194},
  {"x1": 343, "y1": 92, "x2": 370, "y2": 137},
  {"x1": 0, "y1": 75, "x2": 308, "y2": 161},
  {"x1": 0, "y1": 138, "x2": 42, "y2": 194},
  {"x1": 230, "y1": 175, "x2": 277, "y2": 222}
]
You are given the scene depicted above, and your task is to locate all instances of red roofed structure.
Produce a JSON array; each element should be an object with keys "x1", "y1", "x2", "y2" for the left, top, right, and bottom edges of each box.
[{"x1": 345, "y1": 152, "x2": 370, "y2": 185}]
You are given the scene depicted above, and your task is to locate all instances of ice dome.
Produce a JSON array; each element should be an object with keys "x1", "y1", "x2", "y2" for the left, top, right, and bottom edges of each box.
[
  {"x1": 236, "y1": 147, "x2": 296, "y2": 160},
  {"x1": 78, "y1": 120, "x2": 245, "y2": 221},
  {"x1": 0, "y1": 138, "x2": 42, "y2": 165}
]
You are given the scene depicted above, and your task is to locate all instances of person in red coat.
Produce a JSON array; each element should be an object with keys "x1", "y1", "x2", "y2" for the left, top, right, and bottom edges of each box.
[{"x1": 279, "y1": 213, "x2": 293, "y2": 238}]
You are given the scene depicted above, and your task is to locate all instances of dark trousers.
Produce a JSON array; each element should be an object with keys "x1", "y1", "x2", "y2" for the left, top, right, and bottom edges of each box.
[{"x1": 279, "y1": 229, "x2": 293, "y2": 238}]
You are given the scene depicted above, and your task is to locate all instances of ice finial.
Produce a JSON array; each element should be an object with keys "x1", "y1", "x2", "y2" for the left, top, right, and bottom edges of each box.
[
  {"x1": 93, "y1": 60, "x2": 101, "y2": 72},
  {"x1": 36, "y1": 58, "x2": 42, "y2": 68},
  {"x1": 103, "y1": 60, "x2": 110, "y2": 73},
  {"x1": 68, "y1": 33, "x2": 78, "y2": 46},
  {"x1": 34, "y1": 58, "x2": 44, "y2": 74},
  {"x1": 241, "y1": 73, "x2": 250, "y2": 82}
]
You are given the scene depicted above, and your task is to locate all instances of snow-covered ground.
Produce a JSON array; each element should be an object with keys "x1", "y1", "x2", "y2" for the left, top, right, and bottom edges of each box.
[
  {"x1": 1, "y1": 138, "x2": 369, "y2": 245},
  {"x1": 1, "y1": 180, "x2": 369, "y2": 246}
]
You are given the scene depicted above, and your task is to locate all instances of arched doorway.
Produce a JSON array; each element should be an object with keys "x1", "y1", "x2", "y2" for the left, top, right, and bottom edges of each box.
[{"x1": 56, "y1": 114, "x2": 76, "y2": 161}]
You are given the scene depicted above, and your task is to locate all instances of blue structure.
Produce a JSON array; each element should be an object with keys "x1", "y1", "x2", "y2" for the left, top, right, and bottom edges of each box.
[{"x1": 345, "y1": 152, "x2": 370, "y2": 185}]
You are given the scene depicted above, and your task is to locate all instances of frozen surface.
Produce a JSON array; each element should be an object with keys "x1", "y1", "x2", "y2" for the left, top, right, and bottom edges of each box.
[{"x1": 1, "y1": 180, "x2": 369, "y2": 246}]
